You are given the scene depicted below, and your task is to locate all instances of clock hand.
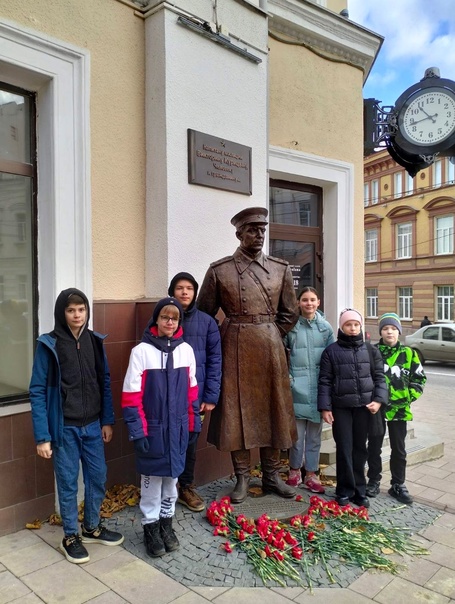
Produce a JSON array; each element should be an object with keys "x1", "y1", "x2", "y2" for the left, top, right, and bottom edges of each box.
[
  {"x1": 419, "y1": 107, "x2": 437, "y2": 123},
  {"x1": 409, "y1": 113, "x2": 438, "y2": 126}
]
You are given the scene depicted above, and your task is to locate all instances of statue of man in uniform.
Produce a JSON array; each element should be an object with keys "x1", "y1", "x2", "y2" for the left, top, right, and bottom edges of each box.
[{"x1": 197, "y1": 207, "x2": 299, "y2": 503}]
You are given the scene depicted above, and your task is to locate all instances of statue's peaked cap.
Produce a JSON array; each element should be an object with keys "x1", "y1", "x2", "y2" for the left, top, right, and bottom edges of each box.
[{"x1": 231, "y1": 207, "x2": 268, "y2": 229}]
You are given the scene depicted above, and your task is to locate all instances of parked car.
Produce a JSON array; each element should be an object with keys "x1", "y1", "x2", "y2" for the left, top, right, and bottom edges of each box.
[{"x1": 405, "y1": 323, "x2": 455, "y2": 364}]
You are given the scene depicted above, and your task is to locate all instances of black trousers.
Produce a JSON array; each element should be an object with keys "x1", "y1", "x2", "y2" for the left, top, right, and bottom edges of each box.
[
  {"x1": 368, "y1": 420, "x2": 408, "y2": 485},
  {"x1": 178, "y1": 431, "x2": 199, "y2": 487},
  {"x1": 332, "y1": 406, "x2": 370, "y2": 499},
  {"x1": 367, "y1": 413, "x2": 386, "y2": 482}
]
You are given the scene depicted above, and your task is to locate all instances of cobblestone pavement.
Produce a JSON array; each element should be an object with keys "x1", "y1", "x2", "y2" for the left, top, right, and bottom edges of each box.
[{"x1": 105, "y1": 477, "x2": 440, "y2": 589}]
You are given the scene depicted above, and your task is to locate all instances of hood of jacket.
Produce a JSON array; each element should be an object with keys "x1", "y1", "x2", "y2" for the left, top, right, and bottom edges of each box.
[
  {"x1": 168, "y1": 272, "x2": 199, "y2": 312},
  {"x1": 142, "y1": 297, "x2": 185, "y2": 353},
  {"x1": 53, "y1": 287, "x2": 90, "y2": 339}
]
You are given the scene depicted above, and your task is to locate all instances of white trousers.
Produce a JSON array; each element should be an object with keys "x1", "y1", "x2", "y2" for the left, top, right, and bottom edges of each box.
[{"x1": 140, "y1": 475, "x2": 178, "y2": 525}]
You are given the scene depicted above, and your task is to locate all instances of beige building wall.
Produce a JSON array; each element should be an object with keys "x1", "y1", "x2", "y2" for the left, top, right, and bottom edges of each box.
[
  {"x1": 1, "y1": 0, "x2": 146, "y2": 300},
  {"x1": 269, "y1": 35, "x2": 366, "y2": 311}
]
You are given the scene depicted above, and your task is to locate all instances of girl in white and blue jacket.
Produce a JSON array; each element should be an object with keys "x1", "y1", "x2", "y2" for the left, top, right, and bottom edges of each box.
[
  {"x1": 284, "y1": 287, "x2": 334, "y2": 493},
  {"x1": 122, "y1": 297, "x2": 197, "y2": 558}
]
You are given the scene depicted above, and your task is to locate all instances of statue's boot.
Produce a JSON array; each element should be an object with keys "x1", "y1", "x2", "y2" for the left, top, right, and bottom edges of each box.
[
  {"x1": 261, "y1": 447, "x2": 296, "y2": 498},
  {"x1": 230, "y1": 449, "x2": 251, "y2": 503}
]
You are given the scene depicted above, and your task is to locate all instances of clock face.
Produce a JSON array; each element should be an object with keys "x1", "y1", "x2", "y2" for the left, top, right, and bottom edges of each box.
[{"x1": 399, "y1": 87, "x2": 455, "y2": 146}]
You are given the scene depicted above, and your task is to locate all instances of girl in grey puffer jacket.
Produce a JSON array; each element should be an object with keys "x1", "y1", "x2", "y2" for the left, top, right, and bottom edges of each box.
[{"x1": 284, "y1": 287, "x2": 334, "y2": 493}]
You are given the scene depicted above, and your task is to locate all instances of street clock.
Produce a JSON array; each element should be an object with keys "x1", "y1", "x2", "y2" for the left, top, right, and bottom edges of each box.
[
  {"x1": 364, "y1": 68, "x2": 455, "y2": 176},
  {"x1": 393, "y1": 73, "x2": 455, "y2": 155}
]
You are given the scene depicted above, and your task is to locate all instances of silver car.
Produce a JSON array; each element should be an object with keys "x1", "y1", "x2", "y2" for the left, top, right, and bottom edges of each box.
[{"x1": 405, "y1": 323, "x2": 455, "y2": 364}]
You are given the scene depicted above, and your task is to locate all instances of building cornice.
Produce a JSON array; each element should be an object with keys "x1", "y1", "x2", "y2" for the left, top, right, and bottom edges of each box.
[{"x1": 268, "y1": 0, "x2": 382, "y2": 81}]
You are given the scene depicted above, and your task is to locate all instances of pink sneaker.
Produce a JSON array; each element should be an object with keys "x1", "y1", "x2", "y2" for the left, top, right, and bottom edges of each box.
[
  {"x1": 303, "y1": 475, "x2": 325, "y2": 494},
  {"x1": 286, "y1": 468, "x2": 302, "y2": 487}
]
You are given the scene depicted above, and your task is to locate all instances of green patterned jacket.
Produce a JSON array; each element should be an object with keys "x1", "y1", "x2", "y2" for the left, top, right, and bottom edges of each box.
[{"x1": 376, "y1": 341, "x2": 427, "y2": 421}]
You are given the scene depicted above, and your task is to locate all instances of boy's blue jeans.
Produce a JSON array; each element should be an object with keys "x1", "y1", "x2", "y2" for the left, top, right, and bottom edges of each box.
[{"x1": 53, "y1": 421, "x2": 107, "y2": 536}]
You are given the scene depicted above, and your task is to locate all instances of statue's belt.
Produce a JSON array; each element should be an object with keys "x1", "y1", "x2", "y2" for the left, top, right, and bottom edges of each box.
[{"x1": 227, "y1": 314, "x2": 276, "y2": 324}]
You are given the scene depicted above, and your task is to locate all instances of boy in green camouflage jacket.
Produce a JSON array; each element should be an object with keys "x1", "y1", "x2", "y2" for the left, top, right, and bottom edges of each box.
[{"x1": 366, "y1": 312, "x2": 426, "y2": 504}]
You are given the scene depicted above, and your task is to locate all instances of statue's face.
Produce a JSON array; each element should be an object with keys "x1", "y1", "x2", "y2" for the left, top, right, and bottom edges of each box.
[{"x1": 238, "y1": 224, "x2": 266, "y2": 254}]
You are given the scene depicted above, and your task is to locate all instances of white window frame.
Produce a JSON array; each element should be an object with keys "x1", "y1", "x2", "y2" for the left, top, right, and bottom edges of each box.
[
  {"x1": 437, "y1": 285, "x2": 454, "y2": 322},
  {"x1": 0, "y1": 18, "x2": 91, "y2": 335},
  {"x1": 363, "y1": 182, "x2": 369, "y2": 207},
  {"x1": 433, "y1": 159, "x2": 442, "y2": 188},
  {"x1": 398, "y1": 287, "x2": 413, "y2": 320},
  {"x1": 394, "y1": 172, "x2": 402, "y2": 199},
  {"x1": 366, "y1": 288, "x2": 378, "y2": 318},
  {"x1": 365, "y1": 229, "x2": 377, "y2": 262},
  {"x1": 447, "y1": 158, "x2": 455, "y2": 184},
  {"x1": 405, "y1": 172, "x2": 414, "y2": 196},
  {"x1": 371, "y1": 179, "x2": 379, "y2": 204},
  {"x1": 435, "y1": 215, "x2": 454, "y2": 255},
  {"x1": 396, "y1": 222, "x2": 412, "y2": 259}
]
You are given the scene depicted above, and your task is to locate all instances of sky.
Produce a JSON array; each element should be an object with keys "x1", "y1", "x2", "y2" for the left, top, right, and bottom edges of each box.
[{"x1": 348, "y1": 0, "x2": 455, "y2": 108}]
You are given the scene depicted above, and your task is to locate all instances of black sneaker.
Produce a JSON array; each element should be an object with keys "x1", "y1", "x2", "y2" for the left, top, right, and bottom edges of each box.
[
  {"x1": 388, "y1": 483, "x2": 413, "y2": 505},
  {"x1": 366, "y1": 480, "x2": 381, "y2": 498},
  {"x1": 335, "y1": 496, "x2": 350, "y2": 506},
  {"x1": 81, "y1": 524, "x2": 124, "y2": 546},
  {"x1": 60, "y1": 534, "x2": 90, "y2": 564},
  {"x1": 350, "y1": 495, "x2": 370, "y2": 508}
]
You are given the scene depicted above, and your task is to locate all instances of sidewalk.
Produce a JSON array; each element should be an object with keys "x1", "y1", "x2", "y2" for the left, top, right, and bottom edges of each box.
[{"x1": 0, "y1": 373, "x2": 454, "y2": 603}]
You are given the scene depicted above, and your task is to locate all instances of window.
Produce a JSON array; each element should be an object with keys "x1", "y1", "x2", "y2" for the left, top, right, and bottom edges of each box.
[
  {"x1": 406, "y1": 172, "x2": 414, "y2": 196},
  {"x1": 371, "y1": 179, "x2": 379, "y2": 204},
  {"x1": 447, "y1": 158, "x2": 455, "y2": 184},
  {"x1": 435, "y1": 215, "x2": 454, "y2": 255},
  {"x1": 437, "y1": 286, "x2": 454, "y2": 322},
  {"x1": 396, "y1": 222, "x2": 412, "y2": 258},
  {"x1": 0, "y1": 84, "x2": 36, "y2": 403},
  {"x1": 365, "y1": 229, "x2": 378, "y2": 262},
  {"x1": 0, "y1": 20, "x2": 91, "y2": 406},
  {"x1": 422, "y1": 326, "x2": 439, "y2": 340},
  {"x1": 394, "y1": 172, "x2": 402, "y2": 199},
  {"x1": 398, "y1": 287, "x2": 413, "y2": 319},
  {"x1": 366, "y1": 288, "x2": 378, "y2": 318},
  {"x1": 442, "y1": 327, "x2": 455, "y2": 342},
  {"x1": 269, "y1": 180, "x2": 323, "y2": 295},
  {"x1": 433, "y1": 159, "x2": 442, "y2": 188},
  {"x1": 364, "y1": 183, "x2": 369, "y2": 207}
]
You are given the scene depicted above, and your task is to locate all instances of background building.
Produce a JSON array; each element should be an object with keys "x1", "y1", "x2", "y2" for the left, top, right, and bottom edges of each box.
[
  {"x1": 364, "y1": 148, "x2": 455, "y2": 340},
  {"x1": 0, "y1": 0, "x2": 381, "y2": 534}
]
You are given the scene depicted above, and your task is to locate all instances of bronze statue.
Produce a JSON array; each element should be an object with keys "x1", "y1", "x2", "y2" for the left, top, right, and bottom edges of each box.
[{"x1": 198, "y1": 207, "x2": 299, "y2": 502}]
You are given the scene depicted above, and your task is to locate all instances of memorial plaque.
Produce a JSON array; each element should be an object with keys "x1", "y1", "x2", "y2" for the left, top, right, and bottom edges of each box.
[{"x1": 188, "y1": 129, "x2": 252, "y2": 195}]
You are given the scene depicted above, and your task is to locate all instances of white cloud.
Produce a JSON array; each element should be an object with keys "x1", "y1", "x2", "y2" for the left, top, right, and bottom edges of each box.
[{"x1": 348, "y1": 0, "x2": 455, "y2": 104}]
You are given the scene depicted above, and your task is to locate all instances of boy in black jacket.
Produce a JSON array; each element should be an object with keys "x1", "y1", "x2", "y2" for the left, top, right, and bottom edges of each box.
[
  {"x1": 318, "y1": 308, "x2": 388, "y2": 508},
  {"x1": 29, "y1": 289, "x2": 123, "y2": 564}
]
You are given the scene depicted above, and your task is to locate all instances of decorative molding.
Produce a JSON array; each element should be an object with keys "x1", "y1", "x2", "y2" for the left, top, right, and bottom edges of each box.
[
  {"x1": 268, "y1": 0, "x2": 382, "y2": 80},
  {"x1": 268, "y1": 145, "x2": 354, "y2": 330},
  {"x1": 0, "y1": 18, "x2": 91, "y2": 333},
  {"x1": 423, "y1": 196, "x2": 455, "y2": 212},
  {"x1": 387, "y1": 206, "x2": 419, "y2": 219}
]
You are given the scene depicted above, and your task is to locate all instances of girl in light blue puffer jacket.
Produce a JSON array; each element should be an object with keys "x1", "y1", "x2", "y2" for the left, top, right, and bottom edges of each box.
[{"x1": 284, "y1": 287, "x2": 334, "y2": 492}]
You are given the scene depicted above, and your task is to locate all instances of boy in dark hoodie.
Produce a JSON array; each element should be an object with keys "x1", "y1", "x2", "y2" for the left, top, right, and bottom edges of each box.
[
  {"x1": 122, "y1": 297, "x2": 198, "y2": 558},
  {"x1": 29, "y1": 288, "x2": 124, "y2": 564},
  {"x1": 168, "y1": 272, "x2": 221, "y2": 512}
]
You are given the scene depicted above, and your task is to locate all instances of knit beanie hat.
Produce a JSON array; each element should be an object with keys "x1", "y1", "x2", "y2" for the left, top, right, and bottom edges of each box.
[
  {"x1": 339, "y1": 308, "x2": 363, "y2": 329},
  {"x1": 150, "y1": 297, "x2": 183, "y2": 328},
  {"x1": 378, "y1": 312, "x2": 402, "y2": 334}
]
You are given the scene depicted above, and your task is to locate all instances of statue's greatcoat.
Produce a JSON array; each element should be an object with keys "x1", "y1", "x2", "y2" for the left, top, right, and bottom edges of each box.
[{"x1": 198, "y1": 247, "x2": 298, "y2": 452}]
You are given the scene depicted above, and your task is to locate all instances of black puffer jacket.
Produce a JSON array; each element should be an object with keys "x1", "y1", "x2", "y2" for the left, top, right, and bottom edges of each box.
[{"x1": 317, "y1": 329, "x2": 388, "y2": 411}]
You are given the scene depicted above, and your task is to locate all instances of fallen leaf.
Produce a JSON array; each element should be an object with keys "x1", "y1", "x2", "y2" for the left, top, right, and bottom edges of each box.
[
  {"x1": 25, "y1": 519, "x2": 41, "y2": 530},
  {"x1": 248, "y1": 486, "x2": 264, "y2": 497},
  {"x1": 381, "y1": 547, "x2": 395, "y2": 555}
]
